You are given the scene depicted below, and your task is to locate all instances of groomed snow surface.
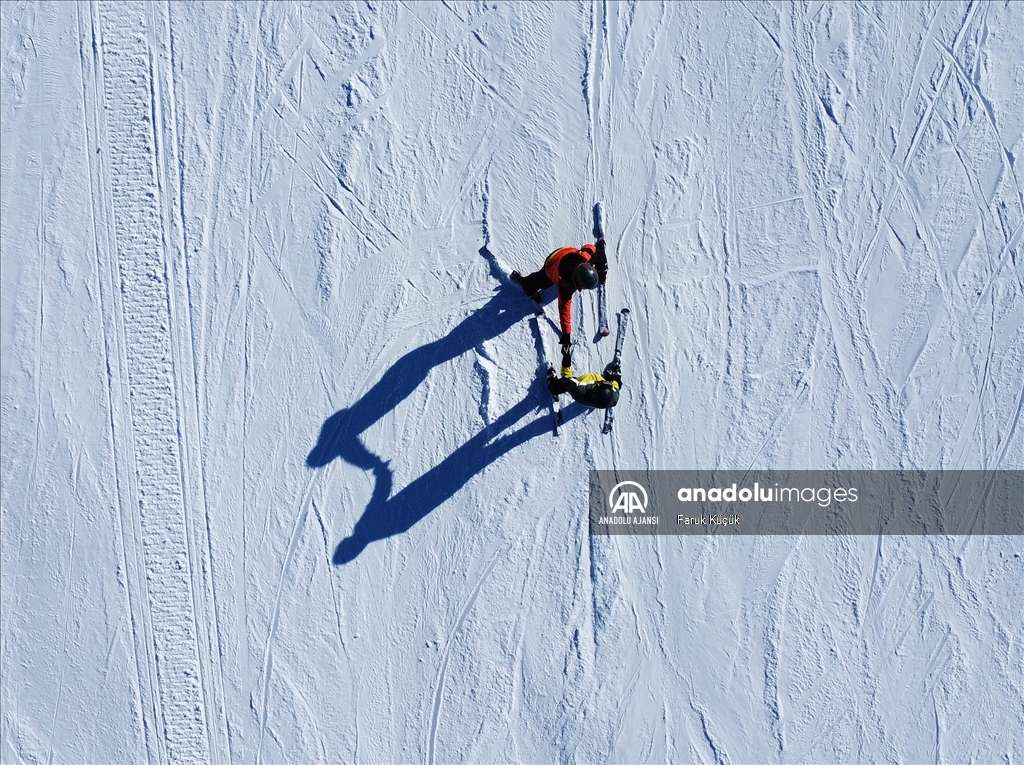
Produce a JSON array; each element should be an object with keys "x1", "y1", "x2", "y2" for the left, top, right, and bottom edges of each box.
[{"x1": 2, "y1": 2, "x2": 1022, "y2": 763}]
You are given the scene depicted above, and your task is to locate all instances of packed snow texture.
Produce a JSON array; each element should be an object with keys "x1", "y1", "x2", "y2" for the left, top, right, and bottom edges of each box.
[{"x1": 2, "y1": 2, "x2": 1023, "y2": 763}]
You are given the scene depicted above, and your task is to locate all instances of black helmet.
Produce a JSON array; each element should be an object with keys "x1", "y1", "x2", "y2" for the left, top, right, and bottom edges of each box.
[
  {"x1": 573, "y1": 263, "x2": 599, "y2": 290},
  {"x1": 592, "y1": 382, "x2": 619, "y2": 409}
]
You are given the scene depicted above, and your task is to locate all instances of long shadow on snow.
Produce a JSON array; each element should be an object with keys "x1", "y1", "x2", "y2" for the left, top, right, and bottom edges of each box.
[
  {"x1": 329, "y1": 389, "x2": 586, "y2": 565},
  {"x1": 307, "y1": 259, "x2": 584, "y2": 565}
]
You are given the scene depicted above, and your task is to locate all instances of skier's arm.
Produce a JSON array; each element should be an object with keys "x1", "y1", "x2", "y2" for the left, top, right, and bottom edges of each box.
[{"x1": 557, "y1": 285, "x2": 574, "y2": 335}]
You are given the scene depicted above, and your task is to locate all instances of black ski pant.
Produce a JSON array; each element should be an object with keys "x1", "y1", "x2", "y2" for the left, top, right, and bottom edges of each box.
[
  {"x1": 518, "y1": 268, "x2": 553, "y2": 295},
  {"x1": 548, "y1": 376, "x2": 616, "y2": 409}
]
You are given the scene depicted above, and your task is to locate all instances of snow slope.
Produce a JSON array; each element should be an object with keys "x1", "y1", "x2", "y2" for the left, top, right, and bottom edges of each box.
[{"x1": 2, "y1": 1, "x2": 1022, "y2": 763}]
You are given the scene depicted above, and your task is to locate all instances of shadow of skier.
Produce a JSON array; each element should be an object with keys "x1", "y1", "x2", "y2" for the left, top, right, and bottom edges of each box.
[
  {"x1": 306, "y1": 254, "x2": 577, "y2": 564},
  {"x1": 330, "y1": 387, "x2": 585, "y2": 565}
]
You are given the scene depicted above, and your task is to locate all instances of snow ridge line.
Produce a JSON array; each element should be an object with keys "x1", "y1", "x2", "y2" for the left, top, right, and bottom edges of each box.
[{"x1": 95, "y1": 4, "x2": 209, "y2": 763}]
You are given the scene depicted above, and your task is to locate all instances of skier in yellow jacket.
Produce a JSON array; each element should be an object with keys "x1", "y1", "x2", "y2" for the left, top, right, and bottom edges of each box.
[{"x1": 546, "y1": 347, "x2": 621, "y2": 409}]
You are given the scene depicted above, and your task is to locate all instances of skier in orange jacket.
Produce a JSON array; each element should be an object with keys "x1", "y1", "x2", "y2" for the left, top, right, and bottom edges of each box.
[{"x1": 511, "y1": 239, "x2": 607, "y2": 350}]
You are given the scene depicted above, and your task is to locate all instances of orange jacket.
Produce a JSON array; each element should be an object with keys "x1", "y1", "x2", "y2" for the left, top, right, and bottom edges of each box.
[{"x1": 544, "y1": 244, "x2": 597, "y2": 334}]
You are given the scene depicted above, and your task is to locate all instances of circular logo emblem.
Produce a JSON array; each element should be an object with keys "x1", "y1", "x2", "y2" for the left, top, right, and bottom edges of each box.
[{"x1": 608, "y1": 481, "x2": 649, "y2": 514}]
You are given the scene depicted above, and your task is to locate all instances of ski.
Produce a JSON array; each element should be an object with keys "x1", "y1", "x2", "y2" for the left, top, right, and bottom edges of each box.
[
  {"x1": 545, "y1": 364, "x2": 564, "y2": 435},
  {"x1": 573, "y1": 290, "x2": 586, "y2": 345},
  {"x1": 597, "y1": 285, "x2": 609, "y2": 337},
  {"x1": 593, "y1": 202, "x2": 610, "y2": 337},
  {"x1": 602, "y1": 308, "x2": 630, "y2": 434},
  {"x1": 601, "y1": 402, "x2": 613, "y2": 435}
]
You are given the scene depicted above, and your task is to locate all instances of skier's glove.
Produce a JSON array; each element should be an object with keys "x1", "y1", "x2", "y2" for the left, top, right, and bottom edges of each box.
[
  {"x1": 559, "y1": 332, "x2": 571, "y2": 349},
  {"x1": 561, "y1": 345, "x2": 572, "y2": 370}
]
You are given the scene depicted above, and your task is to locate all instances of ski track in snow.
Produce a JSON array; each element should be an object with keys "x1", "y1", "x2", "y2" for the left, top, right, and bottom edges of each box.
[
  {"x1": 2, "y1": 1, "x2": 1022, "y2": 763},
  {"x1": 86, "y1": 3, "x2": 212, "y2": 763}
]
